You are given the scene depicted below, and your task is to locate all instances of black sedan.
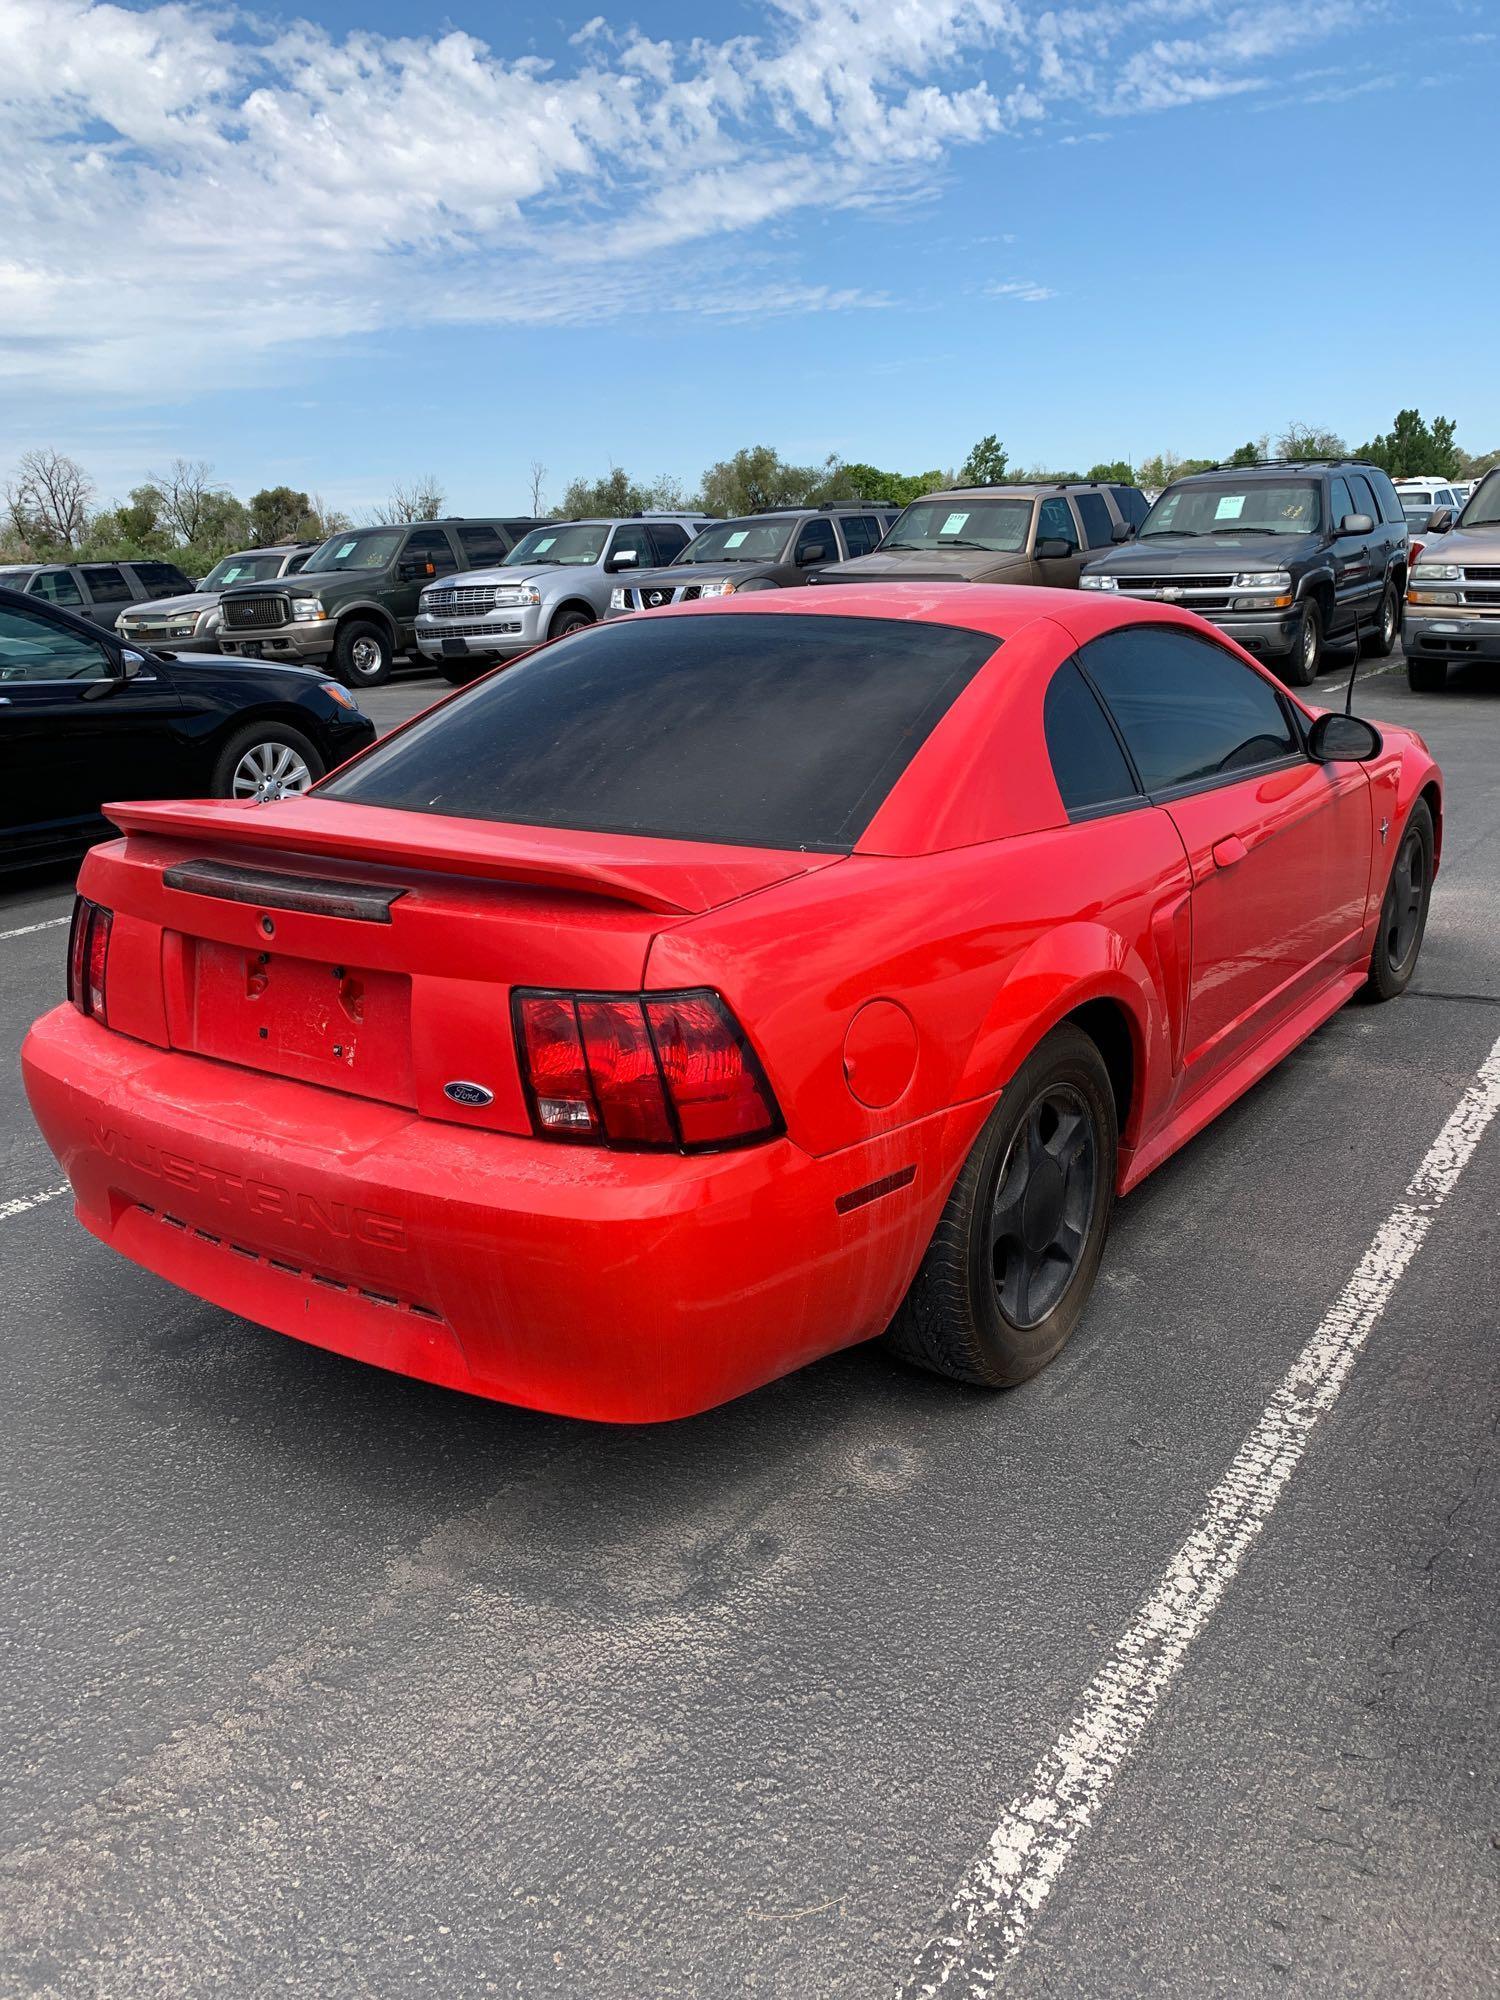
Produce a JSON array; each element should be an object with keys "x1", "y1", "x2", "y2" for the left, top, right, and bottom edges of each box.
[{"x1": 1, "y1": 585, "x2": 376, "y2": 871}]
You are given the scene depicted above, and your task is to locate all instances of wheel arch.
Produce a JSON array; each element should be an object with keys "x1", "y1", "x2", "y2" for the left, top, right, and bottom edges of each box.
[
  {"x1": 201, "y1": 703, "x2": 329, "y2": 786},
  {"x1": 336, "y1": 601, "x2": 401, "y2": 648},
  {"x1": 955, "y1": 922, "x2": 1163, "y2": 1154},
  {"x1": 548, "y1": 597, "x2": 597, "y2": 634}
]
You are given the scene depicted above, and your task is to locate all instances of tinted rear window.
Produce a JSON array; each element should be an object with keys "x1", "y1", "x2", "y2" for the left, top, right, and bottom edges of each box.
[{"x1": 323, "y1": 612, "x2": 997, "y2": 851}]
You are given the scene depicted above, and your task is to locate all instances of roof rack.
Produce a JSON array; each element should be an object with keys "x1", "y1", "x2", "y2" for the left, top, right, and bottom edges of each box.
[{"x1": 1205, "y1": 456, "x2": 1364, "y2": 473}]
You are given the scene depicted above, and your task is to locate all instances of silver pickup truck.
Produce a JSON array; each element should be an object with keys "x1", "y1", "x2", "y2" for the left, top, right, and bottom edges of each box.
[{"x1": 1404, "y1": 469, "x2": 1500, "y2": 690}]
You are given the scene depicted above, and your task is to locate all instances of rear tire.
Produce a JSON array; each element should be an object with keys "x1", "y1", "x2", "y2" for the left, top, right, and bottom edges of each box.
[
  {"x1": 1364, "y1": 581, "x2": 1399, "y2": 657},
  {"x1": 1406, "y1": 654, "x2": 1448, "y2": 693},
  {"x1": 884, "y1": 1024, "x2": 1117, "y2": 1389},
  {"x1": 1360, "y1": 799, "x2": 1433, "y2": 1002},
  {"x1": 1283, "y1": 602, "x2": 1321, "y2": 686},
  {"x1": 436, "y1": 659, "x2": 483, "y2": 686},
  {"x1": 210, "y1": 722, "x2": 324, "y2": 801},
  {"x1": 334, "y1": 619, "x2": 397, "y2": 687}
]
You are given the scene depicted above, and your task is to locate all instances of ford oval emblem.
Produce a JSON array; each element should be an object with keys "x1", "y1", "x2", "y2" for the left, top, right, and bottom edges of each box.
[{"x1": 444, "y1": 1080, "x2": 494, "y2": 1108}]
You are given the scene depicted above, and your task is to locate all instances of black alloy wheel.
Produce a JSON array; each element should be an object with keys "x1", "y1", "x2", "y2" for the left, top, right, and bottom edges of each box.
[
  {"x1": 1361, "y1": 798, "x2": 1434, "y2": 1002},
  {"x1": 987, "y1": 1085, "x2": 1099, "y2": 1330}
]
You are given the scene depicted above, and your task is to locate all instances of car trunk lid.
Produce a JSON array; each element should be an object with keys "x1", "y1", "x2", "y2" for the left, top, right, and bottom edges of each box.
[{"x1": 88, "y1": 797, "x2": 840, "y2": 1136}]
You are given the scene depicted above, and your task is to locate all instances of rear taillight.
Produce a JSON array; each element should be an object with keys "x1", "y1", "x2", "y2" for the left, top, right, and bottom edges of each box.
[
  {"x1": 67, "y1": 898, "x2": 114, "y2": 1024},
  {"x1": 514, "y1": 988, "x2": 781, "y2": 1152}
]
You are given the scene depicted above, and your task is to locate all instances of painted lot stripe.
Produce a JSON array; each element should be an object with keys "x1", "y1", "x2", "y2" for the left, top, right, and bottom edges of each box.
[
  {"x1": 0, "y1": 1183, "x2": 70, "y2": 1224},
  {"x1": 904, "y1": 1029, "x2": 1500, "y2": 1999},
  {"x1": 0, "y1": 915, "x2": 70, "y2": 943}
]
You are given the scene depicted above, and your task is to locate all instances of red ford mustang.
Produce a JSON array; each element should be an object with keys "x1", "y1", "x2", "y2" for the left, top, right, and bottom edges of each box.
[{"x1": 22, "y1": 587, "x2": 1440, "y2": 1421}]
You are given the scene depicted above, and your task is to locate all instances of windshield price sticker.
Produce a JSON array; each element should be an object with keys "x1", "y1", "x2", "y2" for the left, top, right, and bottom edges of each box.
[
  {"x1": 725, "y1": 530, "x2": 749, "y2": 548},
  {"x1": 940, "y1": 512, "x2": 970, "y2": 535},
  {"x1": 336, "y1": 541, "x2": 357, "y2": 558},
  {"x1": 1214, "y1": 496, "x2": 1246, "y2": 520},
  {"x1": 534, "y1": 537, "x2": 555, "y2": 552}
]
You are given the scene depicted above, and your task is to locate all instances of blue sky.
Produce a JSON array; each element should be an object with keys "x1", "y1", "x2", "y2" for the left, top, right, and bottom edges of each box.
[{"x1": 4, "y1": 0, "x2": 1499, "y2": 518}]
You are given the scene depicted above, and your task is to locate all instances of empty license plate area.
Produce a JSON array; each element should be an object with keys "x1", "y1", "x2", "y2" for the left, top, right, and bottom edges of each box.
[{"x1": 188, "y1": 939, "x2": 416, "y2": 1105}]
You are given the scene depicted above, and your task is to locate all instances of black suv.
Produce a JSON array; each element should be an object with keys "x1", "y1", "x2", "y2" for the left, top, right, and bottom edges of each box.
[
  {"x1": 603, "y1": 505, "x2": 899, "y2": 617},
  {"x1": 0, "y1": 558, "x2": 197, "y2": 631},
  {"x1": 1080, "y1": 460, "x2": 1410, "y2": 684},
  {"x1": 216, "y1": 517, "x2": 544, "y2": 686}
]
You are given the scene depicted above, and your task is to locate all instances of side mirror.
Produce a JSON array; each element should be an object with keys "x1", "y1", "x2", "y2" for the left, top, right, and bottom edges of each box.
[
  {"x1": 1339, "y1": 513, "x2": 1374, "y2": 536},
  {"x1": 1426, "y1": 508, "x2": 1455, "y2": 535},
  {"x1": 120, "y1": 648, "x2": 149, "y2": 678},
  {"x1": 1308, "y1": 712, "x2": 1382, "y2": 764},
  {"x1": 1111, "y1": 521, "x2": 1135, "y2": 543},
  {"x1": 605, "y1": 549, "x2": 640, "y2": 572},
  {"x1": 1036, "y1": 537, "x2": 1076, "y2": 559},
  {"x1": 798, "y1": 544, "x2": 832, "y2": 566}
]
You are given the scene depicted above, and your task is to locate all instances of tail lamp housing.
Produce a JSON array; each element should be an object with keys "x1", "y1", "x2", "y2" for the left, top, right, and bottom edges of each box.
[
  {"x1": 67, "y1": 897, "x2": 114, "y2": 1024},
  {"x1": 513, "y1": 988, "x2": 782, "y2": 1152}
]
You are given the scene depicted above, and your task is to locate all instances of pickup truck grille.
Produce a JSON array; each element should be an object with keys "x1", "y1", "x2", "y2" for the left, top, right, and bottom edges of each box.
[
  {"x1": 424, "y1": 586, "x2": 498, "y2": 616},
  {"x1": 1462, "y1": 566, "x2": 1500, "y2": 582},
  {"x1": 1113, "y1": 574, "x2": 1236, "y2": 613},
  {"x1": 1457, "y1": 587, "x2": 1500, "y2": 608},
  {"x1": 224, "y1": 593, "x2": 291, "y2": 630}
]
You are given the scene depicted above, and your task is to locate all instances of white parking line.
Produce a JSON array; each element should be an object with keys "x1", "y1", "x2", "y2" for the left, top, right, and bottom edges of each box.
[
  {"x1": 0, "y1": 915, "x2": 70, "y2": 943},
  {"x1": 903, "y1": 1029, "x2": 1500, "y2": 1999},
  {"x1": 0, "y1": 1182, "x2": 70, "y2": 1224}
]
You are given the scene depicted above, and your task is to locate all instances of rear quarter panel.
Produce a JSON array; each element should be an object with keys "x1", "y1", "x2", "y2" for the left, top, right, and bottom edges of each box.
[{"x1": 644, "y1": 810, "x2": 1191, "y2": 1161}]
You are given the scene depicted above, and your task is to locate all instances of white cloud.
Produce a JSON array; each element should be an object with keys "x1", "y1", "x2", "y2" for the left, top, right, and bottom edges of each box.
[
  {"x1": 0, "y1": 0, "x2": 1372, "y2": 396},
  {"x1": 986, "y1": 279, "x2": 1057, "y2": 301}
]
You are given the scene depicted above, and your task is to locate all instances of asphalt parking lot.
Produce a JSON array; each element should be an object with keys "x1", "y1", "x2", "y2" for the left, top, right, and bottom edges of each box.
[{"x1": 2, "y1": 648, "x2": 1496, "y2": 1998}]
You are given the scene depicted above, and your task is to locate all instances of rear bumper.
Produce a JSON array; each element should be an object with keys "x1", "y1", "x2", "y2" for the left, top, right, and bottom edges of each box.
[{"x1": 22, "y1": 1007, "x2": 975, "y2": 1422}]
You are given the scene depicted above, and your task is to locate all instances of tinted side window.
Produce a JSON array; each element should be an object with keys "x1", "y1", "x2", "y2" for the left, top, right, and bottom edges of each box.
[
  {"x1": 80, "y1": 564, "x2": 131, "y2": 604},
  {"x1": 457, "y1": 523, "x2": 507, "y2": 564},
  {"x1": 323, "y1": 613, "x2": 998, "y2": 851},
  {"x1": 608, "y1": 525, "x2": 655, "y2": 568},
  {"x1": 1081, "y1": 627, "x2": 1297, "y2": 795},
  {"x1": 284, "y1": 552, "x2": 311, "y2": 575},
  {"x1": 0, "y1": 602, "x2": 111, "y2": 681},
  {"x1": 840, "y1": 515, "x2": 882, "y2": 558},
  {"x1": 1044, "y1": 661, "x2": 1140, "y2": 815},
  {"x1": 1113, "y1": 486, "x2": 1150, "y2": 528},
  {"x1": 794, "y1": 519, "x2": 836, "y2": 564},
  {"x1": 131, "y1": 562, "x2": 193, "y2": 594},
  {"x1": 1329, "y1": 478, "x2": 1356, "y2": 532},
  {"x1": 1074, "y1": 493, "x2": 1114, "y2": 549},
  {"x1": 1367, "y1": 468, "x2": 1405, "y2": 525},
  {"x1": 1036, "y1": 498, "x2": 1079, "y2": 551},
  {"x1": 405, "y1": 527, "x2": 459, "y2": 575},
  {"x1": 648, "y1": 524, "x2": 689, "y2": 564},
  {"x1": 1346, "y1": 473, "x2": 1377, "y2": 521},
  {"x1": 27, "y1": 569, "x2": 84, "y2": 608}
]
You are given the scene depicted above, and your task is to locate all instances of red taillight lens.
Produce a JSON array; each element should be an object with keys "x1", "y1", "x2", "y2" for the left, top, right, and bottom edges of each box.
[
  {"x1": 514, "y1": 988, "x2": 780, "y2": 1151},
  {"x1": 643, "y1": 992, "x2": 779, "y2": 1147},
  {"x1": 67, "y1": 898, "x2": 113, "y2": 1024},
  {"x1": 576, "y1": 997, "x2": 675, "y2": 1145},
  {"x1": 516, "y1": 993, "x2": 599, "y2": 1137}
]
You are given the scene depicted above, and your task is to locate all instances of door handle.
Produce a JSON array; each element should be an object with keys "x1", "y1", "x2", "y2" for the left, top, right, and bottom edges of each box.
[{"x1": 1212, "y1": 834, "x2": 1248, "y2": 870}]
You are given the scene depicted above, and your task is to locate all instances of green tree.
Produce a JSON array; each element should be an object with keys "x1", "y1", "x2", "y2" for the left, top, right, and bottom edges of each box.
[
  {"x1": 696, "y1": 445, "x2": 833, "y2": 517},
  {"x1": 1227, "y1": 440, "x2": 1264, "y2": 467},
  {"x1": 1357, "y1": 409, "x2": 1461, "y2": 480},
  {"x1": 1087, "y1": 460, "x2": 1135, "y2": 484},
  {"x1": 247, "y1": 486, "x2": 321, "y2": 546},
  {"x1": 557, "y1": 466, "x2": 663, "y2": 518},
  {"x1": 956, "y1": 434, "x2": 1009, "y2": 486},
  {"x1": 1136, "y1": 452, "x2": 1215, "y2": 491},
  {"x1": 1276, "y1": 422, "x2": 1346, "y2": 461}
]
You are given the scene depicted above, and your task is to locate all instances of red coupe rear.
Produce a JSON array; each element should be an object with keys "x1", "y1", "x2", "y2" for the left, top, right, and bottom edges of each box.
[{"x1": 22, "y1": 587, "x2": 1441, "y2": 1420}]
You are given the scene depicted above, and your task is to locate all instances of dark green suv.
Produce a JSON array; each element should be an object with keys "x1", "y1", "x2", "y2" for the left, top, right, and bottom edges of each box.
[{"x1": 216, "y1": 517, "x2": 542, "y2": 686}]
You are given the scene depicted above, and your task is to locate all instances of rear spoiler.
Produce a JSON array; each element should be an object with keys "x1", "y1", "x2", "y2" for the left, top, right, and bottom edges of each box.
[{"x1": 104, "y1": 797, "x2": 827, "y2": 917}]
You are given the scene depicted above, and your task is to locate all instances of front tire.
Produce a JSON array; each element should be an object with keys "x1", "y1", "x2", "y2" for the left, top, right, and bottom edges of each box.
[
  {"x1": 548, "y1": 605, "x2": 593, "y2": 641},
  {"x1": 1360, "y1": 799, "x2": 1433, "y2": 1002},
  {"x1": 884, "y1": 1024, "x2": 1117, "y2": 1389},
  {"x1": 211, "y1": 722, "x2": 324, "y2": 802},
  {"x1": 1283, "y1": 602, "x2": 1322, "y2": 686},
  {"x1": 334, "y1": 619, "x2": 397, "y2": 687},
  {"x1": 1364, "y1": 581, "x2": 1399, "y2": 657},
  {"x1": 1406, "y1": 654, "x2": 1448, "y2": 693}
]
